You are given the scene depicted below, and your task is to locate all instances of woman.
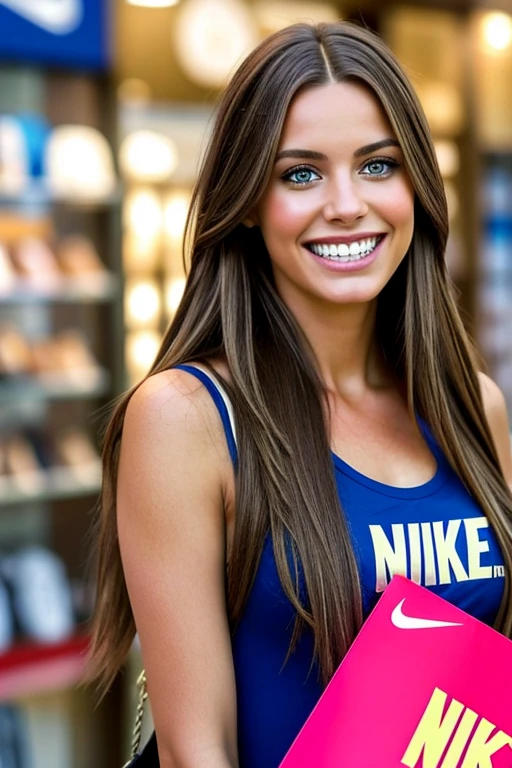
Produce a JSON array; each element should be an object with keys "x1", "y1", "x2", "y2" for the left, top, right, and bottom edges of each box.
[{"x1": 88, "y1": 21, "x2": 512, "y2": 768}]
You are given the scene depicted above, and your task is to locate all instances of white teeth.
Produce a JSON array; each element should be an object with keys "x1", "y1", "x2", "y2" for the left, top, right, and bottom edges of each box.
[{"x1": 308, "y1": 236, "x2": 382, "y2": 262}]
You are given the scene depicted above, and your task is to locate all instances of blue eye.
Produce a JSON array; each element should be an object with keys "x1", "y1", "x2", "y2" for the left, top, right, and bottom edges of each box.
[
  {"x1": 282, "y1": 166, "x2": 321, "y2": 185},
  {"x1": 361, "y1": 158, "x2": 399, "y2": 177}
]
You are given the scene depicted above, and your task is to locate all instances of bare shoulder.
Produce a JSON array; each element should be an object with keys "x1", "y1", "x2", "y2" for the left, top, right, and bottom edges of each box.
[
  {"x1": 478, "y1": 372, "x2": 512, "y2": 486},
  {"x1": 478, "y1": 371, "x2": 509, "y2": 433},
  {"x1": 123, "y1": 368, "x2": 231, "y2": 467}
]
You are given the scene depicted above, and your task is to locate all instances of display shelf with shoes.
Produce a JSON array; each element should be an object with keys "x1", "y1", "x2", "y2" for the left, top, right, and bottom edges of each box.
[
  {"x1": 0, "y1": 22, "x2": 124, "y2": 767},
  {"x1": 0, "y1": 467, "x2": 102, "y2": 507},
  {"x1": 0, "y1": 231, "x2": 119, "y2": 304},
  {"x1": 0, "y1": 428, "x2": 102, "y2": 506},
  {"x1": 0, "y1": 325, "x2": 111, "y2": 402}
]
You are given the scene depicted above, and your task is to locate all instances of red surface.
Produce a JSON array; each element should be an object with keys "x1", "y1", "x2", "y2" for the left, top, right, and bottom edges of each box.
[{"x1": 0, "y1": 634, "x2": 90, "y2": 700}]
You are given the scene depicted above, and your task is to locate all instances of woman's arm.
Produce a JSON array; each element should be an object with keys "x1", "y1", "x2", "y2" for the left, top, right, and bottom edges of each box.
[
  {"x1": 117, "y1": 368, "x2": 238, "y2": 768},
  {"x1": 479, "y1": 372, "x2": 512, "y2": 491}
]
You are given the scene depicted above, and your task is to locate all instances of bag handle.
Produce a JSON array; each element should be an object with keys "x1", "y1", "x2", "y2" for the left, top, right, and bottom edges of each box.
[{"x1": 123, "y1": 670, "x2": 148, "y2": 766}]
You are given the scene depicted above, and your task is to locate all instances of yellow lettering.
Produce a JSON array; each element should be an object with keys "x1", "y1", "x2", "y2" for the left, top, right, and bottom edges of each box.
[
  {"x1": 440, "y1": 708, "x2": 478, "y2": 768},
  {"x1": 460, "y1": 719, "x2": 512, "y2": 768},
  {"x1": 463, "y1": 518, "x2": 492, "y2": 580},
  {"x1": 401, "y1": 688, "x2": 464, "y2": 768},
  {"x1": 370, "y1": 524, "x2": 407, "y2": 592}
]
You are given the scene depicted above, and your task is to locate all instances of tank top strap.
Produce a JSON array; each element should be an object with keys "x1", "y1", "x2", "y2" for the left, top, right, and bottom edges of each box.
[{"x1": 174, "y1": 363, "x2": 238, "y2": 467}]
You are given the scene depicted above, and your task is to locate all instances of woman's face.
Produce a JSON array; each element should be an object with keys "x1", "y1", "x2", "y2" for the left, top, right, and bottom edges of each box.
[{"x1": 250, "y1": 81, "x2": 415, "y2": 312}]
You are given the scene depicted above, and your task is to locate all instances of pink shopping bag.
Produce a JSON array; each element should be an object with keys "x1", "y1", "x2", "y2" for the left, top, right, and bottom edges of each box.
[{"x1": 279, "y1": 575, "x2": 512, "y2": 768}]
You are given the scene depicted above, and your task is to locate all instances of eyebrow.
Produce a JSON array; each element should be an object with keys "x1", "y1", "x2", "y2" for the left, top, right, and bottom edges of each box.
[
  {"x1": 354, "y1": 138, "x2": 400, "y2": 157},
  {"x1": 275, "y1": 139, "x2": 401, "y2": 163}
]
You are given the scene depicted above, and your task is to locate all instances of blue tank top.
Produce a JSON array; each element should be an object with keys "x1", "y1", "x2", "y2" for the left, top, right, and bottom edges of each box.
[{"x1": 175, "y1": 365, "x2": 505, "y2": 768}]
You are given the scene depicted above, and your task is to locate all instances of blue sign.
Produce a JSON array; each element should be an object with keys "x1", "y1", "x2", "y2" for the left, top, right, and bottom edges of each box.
[{"x1": 0, "y1": 0, "x2": 111, "y2": 70}]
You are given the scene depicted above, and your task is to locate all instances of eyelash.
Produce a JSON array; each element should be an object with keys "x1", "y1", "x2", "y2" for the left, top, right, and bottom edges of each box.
[
  {"x1": 281, "y1": 164, "x2": 321, "y2": 185},
  {"x1": 361, "y1": 156, "x2": 400, "y2": 177},
  {"x1": 280, "y1": 157, "x2": 400, "y2": 186}
]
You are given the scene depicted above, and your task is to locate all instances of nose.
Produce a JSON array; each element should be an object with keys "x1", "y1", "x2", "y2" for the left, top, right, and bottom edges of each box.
[{"x1": 323, "y1": 173, "x2": 368, "y2": 224}]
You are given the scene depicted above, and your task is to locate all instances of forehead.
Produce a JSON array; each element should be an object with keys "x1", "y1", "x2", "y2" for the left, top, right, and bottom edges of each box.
[{"x1": 278, "y1": 81, "x2": 395, "y2": 152}]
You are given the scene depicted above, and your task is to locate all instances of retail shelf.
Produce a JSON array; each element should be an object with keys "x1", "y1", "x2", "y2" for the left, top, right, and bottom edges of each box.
[
  {"x1": 0, "y1": 369, "x2": 110, "y2": 402},
  {"x1": 0, "y1": 183, "x2": 122, "y2": 210},
  {"x1": 0, "y1": 466, "x2": 101, "y2": 507},
  {"x1": 0, "y1": 275, "x2": 119, "y2": 304},
  {"x1": 0, "y1": 634, "x2": 89, "y2": 701}
]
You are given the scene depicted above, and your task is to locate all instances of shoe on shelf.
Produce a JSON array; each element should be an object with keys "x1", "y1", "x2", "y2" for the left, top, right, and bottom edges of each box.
[
  {"x1": 30, "y1": 337, "x2": 63, "y2": 378},
  {"x1": 12, "y1": 237, "x2": 62, "y2": 292},
  {"x1": 57, "y1": 234, "x2": 108, "y2": 276},
  {"x1": 4, "y1": 434, "x2": 46, "y2": 494},
  {"x1": 53, "y1": 428, "x2": 101, "y2": 486},
  {"x1": 0, "y1": 325, "x2": 33, "y2": 377},
  {"x1": 0, "y1": 242, "x2": 17, "y2": 294},
  {"x1": 53, "y1": 330, "x2": 102, "y2": 388},
  {"x1": 1, "y1": 546, "x2": 75, "y2": 644},
  {"x1": 32, "y1": 330, "x2": 102, "y2": 389}
]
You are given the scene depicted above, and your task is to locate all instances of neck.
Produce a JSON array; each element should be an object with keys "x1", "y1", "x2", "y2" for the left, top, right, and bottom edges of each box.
[{"x1": 284, "y1": 294, "x2": 391, "y2": 398}]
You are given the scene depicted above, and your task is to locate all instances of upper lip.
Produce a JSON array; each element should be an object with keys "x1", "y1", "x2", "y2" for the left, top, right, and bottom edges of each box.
[{"x1": 303, "y1": 233, "x2": 386, "y2": 246}]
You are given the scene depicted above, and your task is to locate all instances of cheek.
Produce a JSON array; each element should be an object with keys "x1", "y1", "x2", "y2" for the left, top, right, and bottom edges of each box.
[
  {"x1": 383, "y1": 182, "x2": 415, "y2": 232},
  {"x1": 258, "y1": 190, "x2": 313, "y2": 242},
  {"x1": 379, "y1": 185, "x2": 414, "y2": 238}
]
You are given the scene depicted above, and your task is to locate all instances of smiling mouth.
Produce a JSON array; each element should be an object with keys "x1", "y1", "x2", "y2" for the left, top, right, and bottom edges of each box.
[{"x1": 305, "y1": 235, "x2": 385, "y2": 262}]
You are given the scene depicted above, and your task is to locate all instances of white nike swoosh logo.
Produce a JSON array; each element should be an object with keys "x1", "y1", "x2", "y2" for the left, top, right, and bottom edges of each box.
[
  {"x1": 391, "y1": 599, "x2": 464, "y2": 630},
  {"x1": 0, "y1": 0, "x2": 83, "y2": 35}
]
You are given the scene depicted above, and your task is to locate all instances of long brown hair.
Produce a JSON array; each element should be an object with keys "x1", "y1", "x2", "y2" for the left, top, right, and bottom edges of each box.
[{"x1": 88, "y1": 21, "x2": 512, "y2": 695}]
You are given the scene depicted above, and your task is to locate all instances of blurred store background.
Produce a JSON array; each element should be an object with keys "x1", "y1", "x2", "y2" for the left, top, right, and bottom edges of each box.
[{"x1": 0, "y1": 0, "x2": 511, "y2": 765}]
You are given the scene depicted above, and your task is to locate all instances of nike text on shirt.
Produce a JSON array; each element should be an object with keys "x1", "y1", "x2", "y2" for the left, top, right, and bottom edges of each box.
[{"x1": 369, "y1": 518, "x2": 505, "y2": 592}]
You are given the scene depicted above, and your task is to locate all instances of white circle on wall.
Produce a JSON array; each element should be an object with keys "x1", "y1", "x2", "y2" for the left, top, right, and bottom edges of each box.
[
  {"x1": 174, "y1": 0, "x2": 258, "y2": 88},
  {"x1": 120, "y1": 130, "x2": 179, "y2": 182},
  {"x1": 45, "y1": 125, "x2": 116, "y2": 200}
]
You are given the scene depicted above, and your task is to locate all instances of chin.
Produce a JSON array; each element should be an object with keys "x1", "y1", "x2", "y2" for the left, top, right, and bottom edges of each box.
[{"x1": 322, "y1": 284, "x2": 384, "y2": 307}]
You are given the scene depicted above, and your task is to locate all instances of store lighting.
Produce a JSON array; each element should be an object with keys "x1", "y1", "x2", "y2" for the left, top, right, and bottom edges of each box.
[
  {"x1": 434, "y1": 140, "x2": 460, "y2": 179},
  {"x1": 120, "y1": 130, "x2": 179, "y2": 183},
  {"x1": 126, "y1": 279, "x2": 162, "y2": 328},
  {"x1": 126, "y1": 0, "x2": 180, "y2": 7},
  {"x1": 124, "y1": 189, "x2": 163, "y2": 240},
  {"x1": 174, "y1": 0, "x2": 258, "y2": 88},
  {"x1": 444, "y1": 181, "x2": 459, "y2": 222},
  {"x1": 45, "y1": 126, "x2": 116, "y2": 200},
  {"x1": 166, "y1": 276, "x2": 187, "y2": 316},
  {"x1": 253, "y1": 1, "x2": 338, "y2": 34},
  {"x1": 163, "y1": 191, "x2": 190, "y2": 241},
  {"x1": 416, "y1": 81, "x2": 463, "y2": 137},
  {"x1": 482, "y1": 12, "x2": 512, "y2": 52},
  {"x1": 124, "y1": 232, "x2": 161, "y2": 271},
  {"x1": 126, "y1": 330, "x2": 162, "y2": 381}
]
